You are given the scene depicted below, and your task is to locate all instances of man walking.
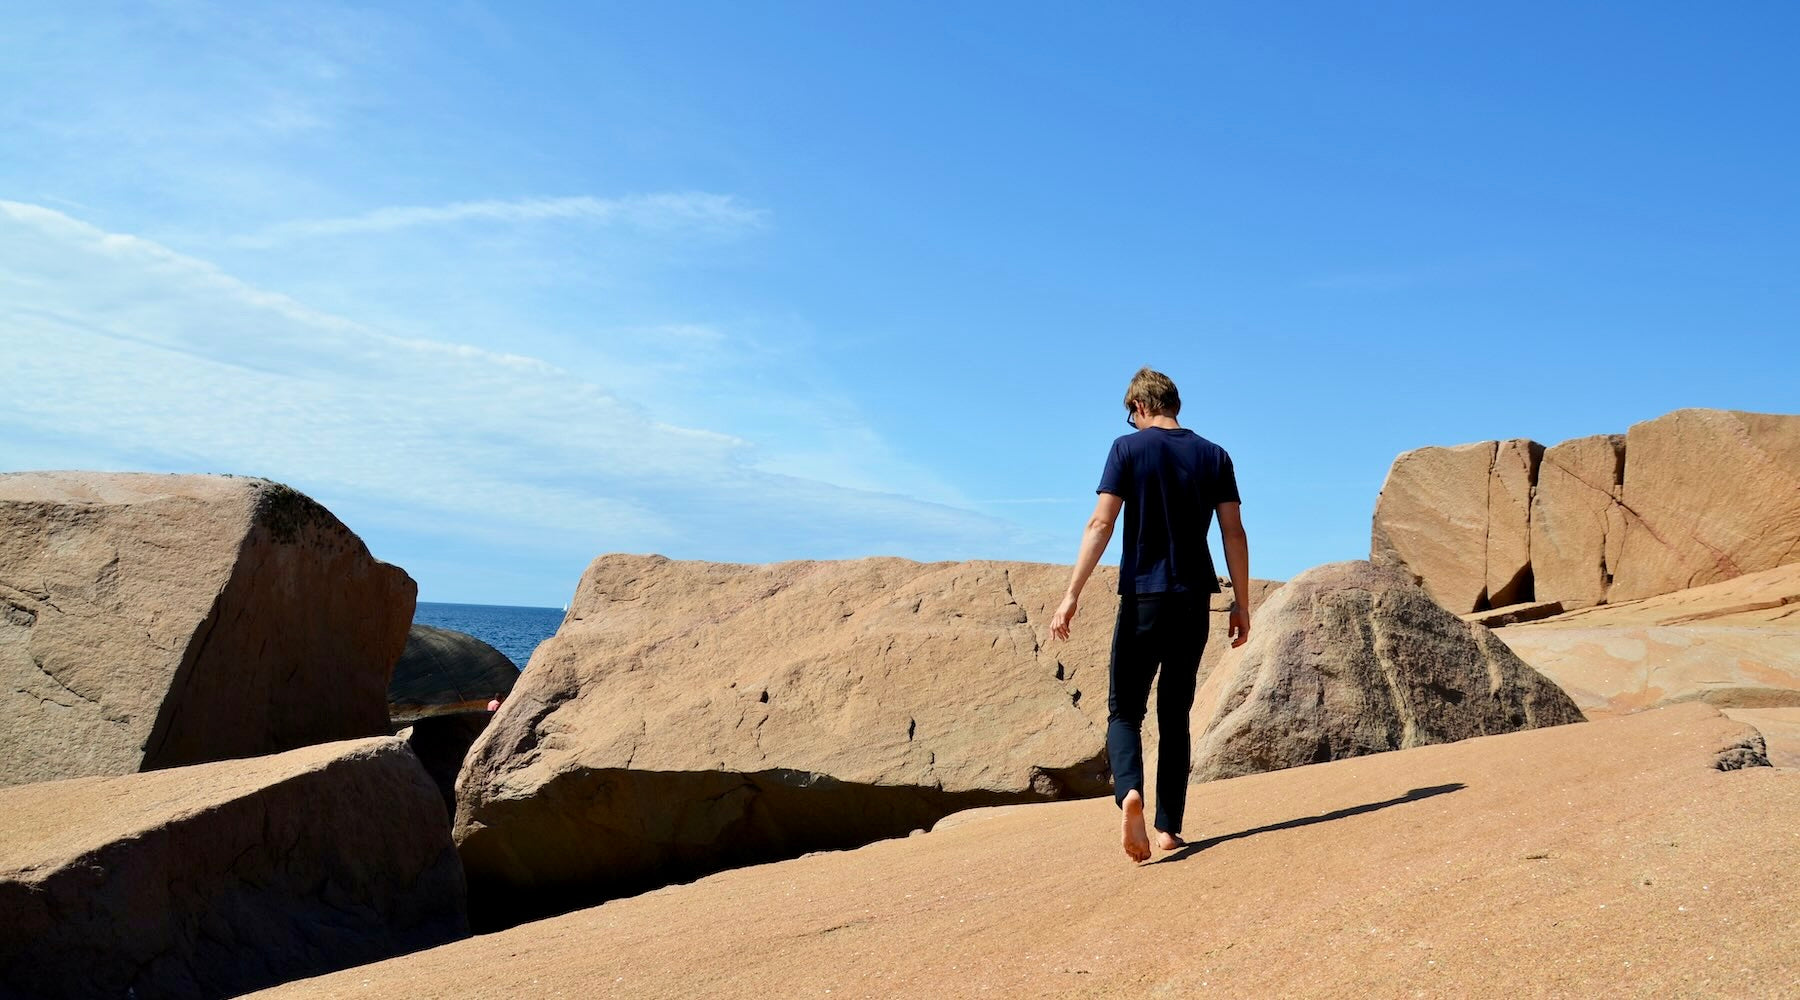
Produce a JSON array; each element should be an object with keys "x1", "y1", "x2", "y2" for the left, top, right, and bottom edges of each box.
[{"x1": 1049, "y1": 367, "x2": 1252, "y2": 863}]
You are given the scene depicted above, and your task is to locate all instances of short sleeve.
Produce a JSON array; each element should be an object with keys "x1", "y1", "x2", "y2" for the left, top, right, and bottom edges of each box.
[
  {"x1": 1215, "y1": 449, "x2": 1241, "y2": 506},
  {"x1": 1096, "y1": 438, "x2": 1127, "y2": 497}
]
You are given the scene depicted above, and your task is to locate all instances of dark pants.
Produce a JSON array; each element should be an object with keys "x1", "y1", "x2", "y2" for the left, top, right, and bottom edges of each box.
[{"x1": 1106, "y1": 591, "x2": 1210, "y2": 834}]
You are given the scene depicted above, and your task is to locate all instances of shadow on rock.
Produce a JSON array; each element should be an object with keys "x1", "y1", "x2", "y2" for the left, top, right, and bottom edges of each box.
[{"x1": 1152, "y1": 783, "x2": 1467, "y2": 865}]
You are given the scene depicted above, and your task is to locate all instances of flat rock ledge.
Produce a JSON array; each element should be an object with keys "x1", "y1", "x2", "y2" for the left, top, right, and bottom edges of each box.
[{"x1": 0, "y1": 738, "x2": 467, "y2": 1000}]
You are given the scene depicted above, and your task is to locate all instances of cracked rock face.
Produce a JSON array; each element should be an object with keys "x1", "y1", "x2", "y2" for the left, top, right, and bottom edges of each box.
[
  {"x1": 1529, "y1": 434, "x2": 1627, "y2": 606},
  {"x1": 1371, "y1": 408, "x2": 1800, "y2": 613},
  {"x1": 1190, "y1": 561, "x2": 1585, "y2": 782},
  {"x1": 1371, "y1": 439, "x2": 1541, "y2": 614},
  {"x1": 1611, "y1": 409, "x2": 1800, "y2": 601},
  {"x1": 0, "y1": 472, "x2": 416, "y2": 788},
  {"x1": 452, "y1": 554, "x2": 1276, "y2": 926},
  {"x1": 0, "y1": 737, "x2": 467, "y2": 1000}
]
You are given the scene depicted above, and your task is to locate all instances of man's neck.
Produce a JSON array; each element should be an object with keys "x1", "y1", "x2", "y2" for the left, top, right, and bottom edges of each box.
[{"x1": 1143, "y1": 415, "x2": 1181, "y2": 430}]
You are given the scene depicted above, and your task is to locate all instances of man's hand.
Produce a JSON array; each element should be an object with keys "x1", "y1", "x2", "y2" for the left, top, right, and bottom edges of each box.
[
  {"x1": 1050, "y1": 593, "x2": 1079, "y2": 641},
  {"x1": 1229, "y1": 602, "x2": 1251, "y2": 647}
]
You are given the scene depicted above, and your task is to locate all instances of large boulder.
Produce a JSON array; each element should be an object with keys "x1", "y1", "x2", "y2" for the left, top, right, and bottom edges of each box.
[
  {"x1": 453, "y1": 554, "x2": 1277, "y2": 926},
  {"x1": 1190, "y1": 561, "x2": 1584, "y2": 781},
  {"x1": 390, "y1": 625, "x2": 520, "y2": 817},
  {"x1": 0, "y1": 472, "x2": 415, "y2": 788},
  {"x1": 1371, "y1": 439, "x2": 1542, "y2": 613},
  {"x1": 1610, "y1": 409, "x2": 1800, "y2": 601},
  {"x1": 389, "y1": 624, "x2": 520, "y2": 724},
  {"x1": 0, "y1": 737, "x2": 466, "y2": 1000},
  {"x1": 1492, "y1": 562, "x2": 1800, "y2": 716}
]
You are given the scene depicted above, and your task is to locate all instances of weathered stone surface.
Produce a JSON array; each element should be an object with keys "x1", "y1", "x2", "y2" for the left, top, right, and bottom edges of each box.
[
  {"x1": 1371, "y1": 441, "x2": 1495, "y2": 613},
  {"x1": 0, "y1": 738, "x2": 466, "y2": 1000},
  {"x1": 452, "y1": 554, "x2": 1274, "y2": 925},
  {"x1": 1529, "y1": 433, "x2": 1626, "y2": 604},
  {"x1": 252, "y1": 706, "x2": 1797, "y2": 1000},
  {"x1": 1611, "y1": 409, "x2": 1800, "y2": 601},
  {"x1": 390, "y1": 625, "x2": 520, "y2": 725},
  {"x1": 0, "y1": 473, "x2": 415, "y2": 788},
  {"x1": 1493, "y1": 562, "x2": 1800, "y2": 716},
  {"x1": 1485, "y1": 438, "x2": 1541, "y2": 608},
  {"x1": 1723, "y1": 708, "x2": 1800, "y2": 768},
  {"x1": 1190, "y1": 561, "x2": 1584, "y2": 781}
]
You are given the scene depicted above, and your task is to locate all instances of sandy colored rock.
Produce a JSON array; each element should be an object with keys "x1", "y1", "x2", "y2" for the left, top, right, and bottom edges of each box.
[
  {"x1": 1485, "y1": 437, "x2": 1541, "y2": 608},
  {"x1": 1190, "y1": 561, "x2": 1583, "y2": 781},
  {"x1": 0, "y1": 472, "x2": 415, "y2": 787},
  {"x1": 453, "y1": 555, "x2": 1275, "y2": 925},
  {"x1": 1530, "y1": 433, "x2": 1627, "y2": 604},
  {"x1": 1611, "y1": 409, "x2": 1800, "y2": 601},
  {"x1": 1493, "y1": 563, "x2": 1800, "y2": 717},
  {"x1": 1371, "y1": 440, "x2": 1495, "y2": 612},
  {"x1": 0, "y1": 738, "x2": 466, "y2": 1000},
  {"x1": 255, "y1": 704, "x2": 1794, "y2": 1000}
]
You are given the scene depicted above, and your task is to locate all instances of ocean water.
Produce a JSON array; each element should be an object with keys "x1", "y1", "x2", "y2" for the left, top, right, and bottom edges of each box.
[{"x1": 412, "y1": 602, "x2": 567, "y2": 670}]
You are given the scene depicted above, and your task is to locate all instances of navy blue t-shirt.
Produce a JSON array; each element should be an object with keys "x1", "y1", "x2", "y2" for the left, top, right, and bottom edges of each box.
[{"x1": 1097, "y1": 427, "x2": 1240, "y2": 595}]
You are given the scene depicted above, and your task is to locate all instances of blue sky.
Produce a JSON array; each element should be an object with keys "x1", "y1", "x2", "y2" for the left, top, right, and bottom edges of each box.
[{"x1": 3, "y1": 2, "x2": 1795, "y2": 606}]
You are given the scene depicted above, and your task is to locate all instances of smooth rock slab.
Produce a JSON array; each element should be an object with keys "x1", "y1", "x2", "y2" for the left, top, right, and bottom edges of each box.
[
  {"x1": 1190, "y1": 560, "x2": 1584, "y2": 781},
  {"x1": 0, "y1": 738, "x2": 466, "y2": 1000},
  {"x1": 0, "y1": 472, "x2": 415, "y2": 787},
  {"x1": 251, "y1": 705, "x2": 1796, "y2": 1000}
]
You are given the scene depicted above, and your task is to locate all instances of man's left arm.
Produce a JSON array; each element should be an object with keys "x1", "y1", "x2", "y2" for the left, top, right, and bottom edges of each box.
[{"x1": 1050, "y1": 492, "x2": 1123, "y2": 641}]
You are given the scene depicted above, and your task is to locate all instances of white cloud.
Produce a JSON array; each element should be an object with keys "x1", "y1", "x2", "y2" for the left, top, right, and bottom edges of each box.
[
  {"x1": 0, "y1": 201, "x2": 1017, "y2": 571},
  {"x1": 241, "y1": 193, "x2": 768, "y2": 246}
]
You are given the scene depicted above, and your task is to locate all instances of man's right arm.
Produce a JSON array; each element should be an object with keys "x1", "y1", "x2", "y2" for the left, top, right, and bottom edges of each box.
[
  {"x1": 1217, "y1": 501, "x2": 1252, "y2": 647},
  {"x1": 1050, "y1": 492, "x2": 1122, "y2": 641}
]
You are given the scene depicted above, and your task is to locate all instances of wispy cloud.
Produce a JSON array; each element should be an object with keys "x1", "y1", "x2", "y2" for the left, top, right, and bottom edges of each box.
[
  {"x1": 0, "y1": 201, "x2": 1017, "y2": 581},
  {"x1": 241, "y1": 193, "x2": 768, "y2": 246}
]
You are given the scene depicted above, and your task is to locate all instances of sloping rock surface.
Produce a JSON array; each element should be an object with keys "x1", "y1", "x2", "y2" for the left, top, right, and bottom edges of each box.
[
  {"x1": 1612, "y1": 408, "x2": 1800, "y2": 601},
  {"x1": 254, "y1": 704, "x2": 1795, "y2": 1000},
  {"x1": 0, "y1": 738, "x2": 466, "y2": 1000},
  {"x1": 1493, "y1": 563, "x2": 1800, "y2": 716},
  {"x1": 1190, "y1": 561, "x2": 1584, "y2": 781},
  {"x1": 453, "y1": 555, "x2": 1272, "y2": 925},
  {"x1": 0, "y1": 472, "x2": 415, "y2": 787}
]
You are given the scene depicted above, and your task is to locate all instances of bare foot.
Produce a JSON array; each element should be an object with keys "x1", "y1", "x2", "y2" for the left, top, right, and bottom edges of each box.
[
  {"x1": 1121, "y1": 790, "x2": 1151, "y2": 863},
  {"x1": 1154, "y1": 829, "x2": 1186, "y2": 852}
]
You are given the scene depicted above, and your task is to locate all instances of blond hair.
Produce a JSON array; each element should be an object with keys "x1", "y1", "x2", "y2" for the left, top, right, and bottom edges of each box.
[{"x1": 1123, "y1": 367, "x2": 1181, "y2": 417}]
